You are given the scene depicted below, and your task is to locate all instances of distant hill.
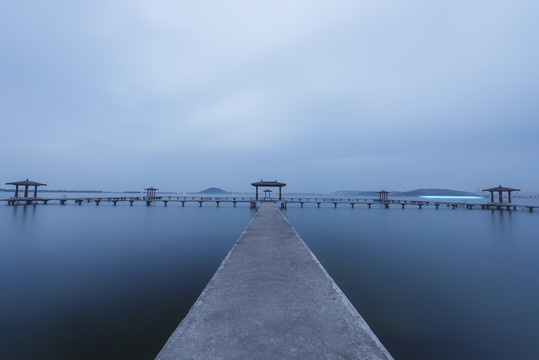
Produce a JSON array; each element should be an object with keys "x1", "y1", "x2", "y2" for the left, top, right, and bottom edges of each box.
[
  {"x1": 334, "y1": 188, "x2": 484, "y2": 197},
  {"x1": 394, "y1": 188, "x2": 482, "y2": 197},
  {"x1": 198, "y1": 187, "x2": 230, "y2": 194}
]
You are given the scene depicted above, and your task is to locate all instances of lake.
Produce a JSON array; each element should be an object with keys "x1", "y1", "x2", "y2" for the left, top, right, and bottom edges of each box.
[{"x1": 1, "y1": 195, "x2": 538, "y2": 359}]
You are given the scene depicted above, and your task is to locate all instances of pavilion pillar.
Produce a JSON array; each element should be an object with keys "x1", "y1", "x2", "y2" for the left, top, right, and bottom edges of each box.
[
  {"x1": 498, "y1": 191, "x2": 503, "y2": 203},
  {"x1": 34, "y1": 186, "x2": 38, "y2": 198},
  {"x1": 490, "y1": 191, "x2": 494, "y2": 203},
  {"x1": 24, "y1": 185, "x2": 29, "y2": 198},
  {"x1": 15, "y1": 185, "x2": 19, "y2": 198},
  {"x1": 256, "y1": 186, "x2": 259, "y2": 201},
  {"x1": 508, "y1": 191, "x2": 512, "y2": 204},
  {"x1": 279, "y1": 187, "x2": 282, "y2": 200}
]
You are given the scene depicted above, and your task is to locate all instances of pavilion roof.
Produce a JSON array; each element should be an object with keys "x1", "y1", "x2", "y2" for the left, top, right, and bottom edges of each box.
[
  {"x1": 482, "y1": 185, "x2": 520, "y2": 192},
  {"x1": 377, "y1": 190, "x2": 390, "y2": 194},
  {"x1": 251, "y1": 180, "x2": 286, "y2": 187},
  {"x1": 5, "y1": 179, "x2": 47, "y2": 186},
  {"x1": 263, "y1": 189, "x2": 273, "y2": 192},
  {"x1": 144, "y1": 187, "x2": 159, "y2": 190}
]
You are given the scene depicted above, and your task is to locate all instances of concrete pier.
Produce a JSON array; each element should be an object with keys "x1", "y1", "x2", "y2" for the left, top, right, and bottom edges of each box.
[{"x1": 156, "y1": 203, "x2": 392, "y2": 360}]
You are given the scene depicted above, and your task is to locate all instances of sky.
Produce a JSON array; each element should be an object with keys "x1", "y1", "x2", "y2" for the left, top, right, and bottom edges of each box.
[{"x1": 1, "y1": 0, "x2": 538, "y2": 193}]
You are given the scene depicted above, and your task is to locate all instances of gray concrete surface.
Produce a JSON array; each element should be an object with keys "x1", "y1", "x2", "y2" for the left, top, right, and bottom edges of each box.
[{"x1": 156, "y1": 202, "x2": 393, "y2": 360}]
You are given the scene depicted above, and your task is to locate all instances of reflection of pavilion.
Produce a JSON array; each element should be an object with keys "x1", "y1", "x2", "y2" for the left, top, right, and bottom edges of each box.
[
  {"x1": 5, "y1": 179, "x2": 47, "y2": 198},
  {"x1": 482, "y1": 185, "x2": 519, "y2": 204},
  {"x1": 251, "y1": 180, "x2": 286, "y2": 201}
]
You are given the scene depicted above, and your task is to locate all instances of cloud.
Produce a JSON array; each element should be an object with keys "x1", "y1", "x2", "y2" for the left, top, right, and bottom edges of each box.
[{"x1": 0, "y1": 0, "x2": 538, "y2": 191}]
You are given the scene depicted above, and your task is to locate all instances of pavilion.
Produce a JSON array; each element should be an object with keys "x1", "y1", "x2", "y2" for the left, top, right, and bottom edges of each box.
[
  {"x1": 5, "y1": 179, "x2": 47, "y2": 198},
  {"x1": 377, "y1": 190, "x2": 390, "y2": 201},
  {"x1": 145, "y1": 187, "x2": 158, "y2": 199},
  {"x1": 263, "y1": 189, "x2": 272, "y2": 199},
  {"x1": 482, "y1": 185, "x2": 520, "y2": 204},
  {"x1": 251, "y1": 180, "x2": 286, "y2": 201}
]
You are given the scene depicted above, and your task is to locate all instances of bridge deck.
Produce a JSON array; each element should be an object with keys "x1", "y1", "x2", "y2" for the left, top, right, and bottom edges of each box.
[{"x1": 156, "y1": 202, "x2": 392, "y2": 360}]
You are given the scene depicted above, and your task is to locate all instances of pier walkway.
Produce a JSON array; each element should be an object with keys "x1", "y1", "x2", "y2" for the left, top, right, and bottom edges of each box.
[
  {"x1": 156, "y1": 203, "x2": 392, "y2": 360},
  {"x1": 1, "y1": 195, "x2": 537, "y2": 212}
]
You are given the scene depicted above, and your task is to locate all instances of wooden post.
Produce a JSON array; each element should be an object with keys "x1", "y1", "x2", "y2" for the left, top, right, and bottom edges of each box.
[
  {"x1": 24, "y1": 185, "x2": 29, "y2": 198},
  {"x1": 15, "y1": 185, "x2": 19, "y2": 198},
  {"x1": 508, "y1": 191, "x2": 512, "y2": 203}
]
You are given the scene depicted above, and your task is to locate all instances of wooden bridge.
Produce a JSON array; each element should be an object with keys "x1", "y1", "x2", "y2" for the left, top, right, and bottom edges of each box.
[{"x1": 1, "y1": 195, "x2": 537, "y2": 212}]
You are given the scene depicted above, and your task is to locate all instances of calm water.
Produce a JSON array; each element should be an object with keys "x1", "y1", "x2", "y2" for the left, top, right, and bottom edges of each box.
[
  {"x1": 0, "y1": 202, "x2": 254, "y2": 359},
  {"x1": 1, "y1": 197, "x2": 538, "y2": 359}
]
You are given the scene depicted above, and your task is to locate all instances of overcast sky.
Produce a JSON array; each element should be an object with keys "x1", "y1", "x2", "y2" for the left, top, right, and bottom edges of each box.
[{"x1": 1, "y1": 0, "x2": 538, "y2": 193}]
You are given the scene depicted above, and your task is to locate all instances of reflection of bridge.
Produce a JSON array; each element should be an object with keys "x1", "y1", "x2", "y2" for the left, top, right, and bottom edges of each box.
[{"x1": 2, "y1": 196, "x2": 537, "y2": 212}]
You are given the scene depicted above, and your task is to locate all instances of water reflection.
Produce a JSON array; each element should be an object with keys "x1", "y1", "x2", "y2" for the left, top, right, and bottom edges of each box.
[
  {"x1": 0, "y1": 204, "x2": 253, "y2": 359},
  {"x1": 285, "y1": 206, "x2": 539, "y2": 360},
  {"x1": 1, "y1": 202, "x2": 538, "y2": 359}
]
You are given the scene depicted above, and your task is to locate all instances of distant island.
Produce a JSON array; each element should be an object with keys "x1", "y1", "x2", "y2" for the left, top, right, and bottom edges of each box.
[
  {"x1": 198, "y1": 187, "x2": 230, "y2": 194},
  {"x1": 395, "y1": 188, "x2": 483, "y2": 197},
  {"x1": 335, "y1": 188, "x2": 484, "y2": 197}
]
